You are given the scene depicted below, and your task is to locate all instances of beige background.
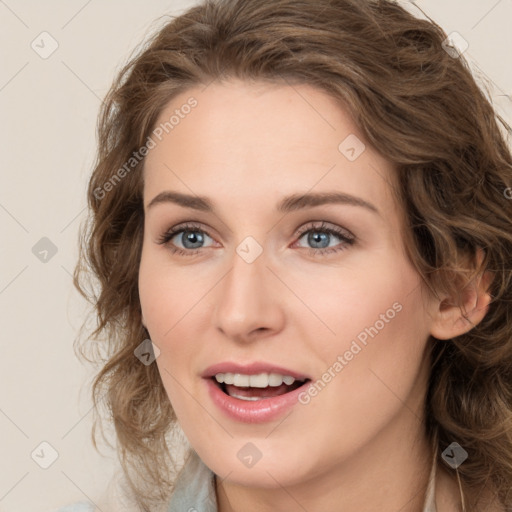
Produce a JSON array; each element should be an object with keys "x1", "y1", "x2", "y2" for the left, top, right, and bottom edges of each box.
[{"x1": 0, "y1": 1, "x2": 511, "y2": 511}]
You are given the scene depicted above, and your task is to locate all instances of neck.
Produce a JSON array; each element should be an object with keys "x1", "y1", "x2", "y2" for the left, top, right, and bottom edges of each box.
[{"x1": 216, "y1": 409, "x2": 434, "y2": 512}]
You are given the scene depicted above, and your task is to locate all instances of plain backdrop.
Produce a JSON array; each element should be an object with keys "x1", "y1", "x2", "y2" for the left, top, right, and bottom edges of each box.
[{"x1": 0, "y1": 1, "x2": 511, "y2": 511}]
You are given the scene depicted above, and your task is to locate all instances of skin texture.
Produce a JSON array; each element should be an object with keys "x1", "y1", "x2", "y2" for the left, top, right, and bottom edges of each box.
[{"x1": 138, "y1": 80, "x2": 492, "y2": 512}]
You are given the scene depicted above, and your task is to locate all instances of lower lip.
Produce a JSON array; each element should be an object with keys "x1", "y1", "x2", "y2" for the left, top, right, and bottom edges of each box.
[{"x1": 205, "y1": 378, "x2": 307, "y2": 423}]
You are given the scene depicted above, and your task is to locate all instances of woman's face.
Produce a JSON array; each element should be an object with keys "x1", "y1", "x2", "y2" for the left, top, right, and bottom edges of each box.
[{"x1": 139, "y1": 80, "x2": 436, "y2": 490}]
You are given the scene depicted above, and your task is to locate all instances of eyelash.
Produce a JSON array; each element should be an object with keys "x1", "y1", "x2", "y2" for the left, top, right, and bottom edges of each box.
[{"x1": 157, "y1": 221, "x2": 355, "y2": 258}]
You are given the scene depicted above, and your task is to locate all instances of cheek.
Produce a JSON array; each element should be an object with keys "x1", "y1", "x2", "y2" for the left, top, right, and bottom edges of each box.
[
  {"x1": 310, "y1": 260, "x2": 430, "y2": 418},
  {"x1": 138, "y1": 243, "x2": 197, "y2": 339},
  {"x1": 294, "y1": 262, "x2": 430, "y2": 455},
  {"x1": 138, "y1": 244, "x2": 213, "y2": 390},
  {"x1": 138, "y1": 252, "x2": 200, "y2": 417},
  {"x1": 297, "y1": 249, "x2": 429, "y2": 366}
]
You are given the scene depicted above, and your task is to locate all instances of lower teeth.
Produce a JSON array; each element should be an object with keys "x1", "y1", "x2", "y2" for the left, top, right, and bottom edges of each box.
[
  {"x1": 229, "y1": 393, "x2": 264, "y2": 401},
  {"x1": 220, "y1": 381, "x2": 306, "y2": 401}
]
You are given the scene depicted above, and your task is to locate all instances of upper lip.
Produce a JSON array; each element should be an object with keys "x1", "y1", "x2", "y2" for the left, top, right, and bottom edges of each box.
[{"x1": 202, "y1": 362, "x2": 311, "y2": 381}]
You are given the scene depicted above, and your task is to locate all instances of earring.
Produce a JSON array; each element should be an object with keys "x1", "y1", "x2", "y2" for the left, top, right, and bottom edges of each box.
[{"x1": 455, "y1": 469, "x2": 466, "y2": 512}]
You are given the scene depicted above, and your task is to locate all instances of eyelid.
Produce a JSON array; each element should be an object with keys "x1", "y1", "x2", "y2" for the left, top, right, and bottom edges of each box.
[
  {"x1": 156, "y1": 221, "x2": 216, "y2": 246},
  {"x1": 157, "y1": 219, "x2": 354, "y2": 241},
  {"x1": 295, "y1": 220, "x2": 355, "y2": 240},
  {"x1": 157, "y1": 219, "x2": 356, "y2": 256}
]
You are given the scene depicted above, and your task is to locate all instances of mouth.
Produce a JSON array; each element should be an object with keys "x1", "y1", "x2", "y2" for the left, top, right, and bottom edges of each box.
[
  {"x1": 202, "y1": 362, "x2": 312, "y2": 422},
  {"x1": 212, "y1": 372, "x2": 311, "y2": 401}
]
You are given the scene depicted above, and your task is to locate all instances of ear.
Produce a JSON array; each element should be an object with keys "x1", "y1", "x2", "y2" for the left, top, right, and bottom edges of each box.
[
  {"x1": 429, "y1": 247, "x2": 494, "y2": 340},
  {"x1": 141, "y1": 311, "x2": 147, "y2": 329}
]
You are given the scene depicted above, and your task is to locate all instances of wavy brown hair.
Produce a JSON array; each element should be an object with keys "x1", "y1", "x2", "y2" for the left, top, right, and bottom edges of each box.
[{"x1": 74, "y1": 0, "x2": 512, "y2": 510}]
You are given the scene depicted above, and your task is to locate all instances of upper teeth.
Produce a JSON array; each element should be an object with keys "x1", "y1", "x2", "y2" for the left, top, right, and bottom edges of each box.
[{"x1": 215, "y1": 372, "x2": 301, "y2": 388}]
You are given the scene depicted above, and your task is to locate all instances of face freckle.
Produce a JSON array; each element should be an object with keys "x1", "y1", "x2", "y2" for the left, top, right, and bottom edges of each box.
[{"x1": 138, "y1": 79, "x2": 435, "y2": 497}]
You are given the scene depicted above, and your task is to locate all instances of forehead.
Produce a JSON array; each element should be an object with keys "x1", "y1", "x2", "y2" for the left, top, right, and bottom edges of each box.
[{"x1": 143, "y1": 80, "x2": 398, "y2": 217}]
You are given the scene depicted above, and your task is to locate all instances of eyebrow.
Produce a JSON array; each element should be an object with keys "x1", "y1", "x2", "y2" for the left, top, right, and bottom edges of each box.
[{"x1": 146, "y1": 190, "x2": 379, "y2": 215}]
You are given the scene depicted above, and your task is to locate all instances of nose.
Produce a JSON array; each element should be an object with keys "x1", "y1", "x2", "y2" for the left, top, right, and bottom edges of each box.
[{"x1": 213, "y1": 247, "x2": 286, "y2": 344}]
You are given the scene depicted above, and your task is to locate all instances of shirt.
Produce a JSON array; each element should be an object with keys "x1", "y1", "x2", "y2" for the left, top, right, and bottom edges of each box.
[{"x1": 55, "y1": 450, "x2": 437, "y2": 512}]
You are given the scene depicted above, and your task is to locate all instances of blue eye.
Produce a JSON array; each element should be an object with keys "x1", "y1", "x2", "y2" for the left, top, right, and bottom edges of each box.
[
  {"x1": 157, "y1": 223, "x2": 215, "y2": 256},
  {"x1": 157, "y1": 221, "x2": 355, "y2": 257},
  {"x1": 294, "y1": 221, "x2": 355, "y2": 256}
]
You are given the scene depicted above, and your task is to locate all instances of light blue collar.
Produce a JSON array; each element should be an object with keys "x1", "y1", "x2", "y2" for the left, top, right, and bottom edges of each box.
[{"x1": 168, "y1": 451, "x2": 218, "y2": 512}]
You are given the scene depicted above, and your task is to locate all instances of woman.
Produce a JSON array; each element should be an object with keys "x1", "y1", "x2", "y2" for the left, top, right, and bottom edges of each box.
[{"x1": 65, "y1": 0, "x2": 512, "y2": 510}]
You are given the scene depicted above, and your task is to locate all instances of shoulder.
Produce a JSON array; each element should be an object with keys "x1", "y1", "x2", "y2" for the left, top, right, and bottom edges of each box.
[{"x1": 54, "y1": 502, "x2": 95, "y2": 512}]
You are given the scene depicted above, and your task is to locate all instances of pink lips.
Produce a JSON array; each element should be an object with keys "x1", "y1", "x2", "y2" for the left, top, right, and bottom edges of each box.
[{"x1": 202, "y1": 361, "x2": 311, "y2": 423}]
